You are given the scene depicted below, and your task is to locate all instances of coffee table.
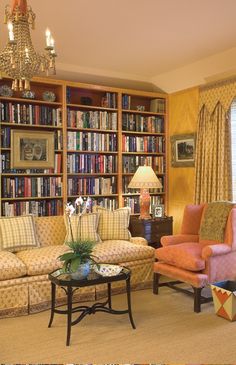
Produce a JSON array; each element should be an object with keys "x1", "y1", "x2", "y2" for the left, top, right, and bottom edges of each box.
[{"x1": 48, "y1": 266, "x2": 135, "y2": 345}]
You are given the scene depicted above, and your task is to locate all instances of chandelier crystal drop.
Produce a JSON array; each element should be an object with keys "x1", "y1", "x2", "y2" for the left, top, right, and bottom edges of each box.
[{"x1": 0, "y1": 0, "x2": 57, "y2": 91}]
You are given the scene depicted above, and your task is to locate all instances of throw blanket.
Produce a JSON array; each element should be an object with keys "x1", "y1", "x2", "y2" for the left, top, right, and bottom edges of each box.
[{"x1": 199, "y1": 201, "x2": 233, "y2": 242}]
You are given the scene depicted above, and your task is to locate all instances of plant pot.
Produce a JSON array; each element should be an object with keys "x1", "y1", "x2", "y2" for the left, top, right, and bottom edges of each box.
[{"x1": 70, "y1": 262, "x2": 90, "y2": 280}]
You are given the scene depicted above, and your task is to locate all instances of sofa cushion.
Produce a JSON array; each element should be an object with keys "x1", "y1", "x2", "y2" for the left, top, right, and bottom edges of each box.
[
  {"x1": 16, "y1": 246, "x2": 69, "y2": 276},
  {"x1": 64, "y1": 213, "x2": 101, "y2": 243},
  {"x1": 95, "y1": 207, "x2": 131, "y2": 241},
  {"x1": 0, "y1": 215, "x2": 39, "y2": 252},
  {"x1": 0, "y1": 251, "x2": 27, "y2": 280},
  {"x1": 34, "y1": 216, "x2": 66, "y2": 246},
  {"x1": 93, "y1": 240, "x2": 154, "y2": 264},
  {"x1": 156, "y1": 242, "x2": 205, "y2": 271}
]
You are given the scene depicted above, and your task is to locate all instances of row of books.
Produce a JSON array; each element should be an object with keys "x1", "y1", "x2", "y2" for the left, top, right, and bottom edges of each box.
[
  {"x1": 1, "y1": 152, "x2": 62, "y2": 174},
  {"x1": 1, "y1": 199, "x2": 63, "y2": 217},
  {"x1": 123, "y1": 195, "x2": 164, "y2": 214},
  {"x1": 122, "y1": 95, "x2": 132, "y2": 110},
  {"x1": 122, "y1": 96, "x2": 166, "y2": 113},
  {"x1": 122, "y1": 135, "x2": 165, "y2": 153},
  {"x1": 2, "y1": 177, "x2": 63, "y2": 198},
  {"x1": 122, "y1": 176, "x2": 164, "y2": 194},
  {"x1": 0, "y1": 102, "x2": 62, "y2": 126},
  {"x1": 101, "y1": 92, "x2": 117, "y2": 109},
  {"x1": 67, "y1": 177, "x2": 117, "y2": 196},
  {"x1": 67, "y1": 154, "x2": 117, "y2": 174},
  {"x1": 122, "y1": 114, "x2": 164, "y2": 133},
  {"x1": 67, "y1": 132, "x2": 117, "y2": 152},
  {"x1": 123, "y1": 155, "x2": 165, "y2": 174},
  {"x1": 67, "y1": 110, "x2": 117, "y2": 130},
  {"x1": 1, "y1": 128, "x2": 62, "y2": 150}
]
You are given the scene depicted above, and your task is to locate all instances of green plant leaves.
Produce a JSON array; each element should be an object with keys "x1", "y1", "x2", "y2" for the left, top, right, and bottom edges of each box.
[{"x1": 58, "y1": 240, "x2": 98, "y2": 273}]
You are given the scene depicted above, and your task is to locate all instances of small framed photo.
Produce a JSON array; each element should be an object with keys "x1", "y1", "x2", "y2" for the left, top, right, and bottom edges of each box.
[
  {"x1": 152, "y1": 204, "x2": 165, "y2": 218},
  {"x1": 11, "y1": 130, "x2": 55, "y2": 169},
  {"x1": 171, "y1": 133, "x2": 196, "y2": 167}
]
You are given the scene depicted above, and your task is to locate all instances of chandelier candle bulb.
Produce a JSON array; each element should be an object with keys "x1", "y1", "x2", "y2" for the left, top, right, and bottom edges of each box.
[
  {"x1": 45, "y1": 28, "x2": 51, "y2": 47},
  {"x1": 8, "y1": 22, "x2": 14, "y2": 41}
]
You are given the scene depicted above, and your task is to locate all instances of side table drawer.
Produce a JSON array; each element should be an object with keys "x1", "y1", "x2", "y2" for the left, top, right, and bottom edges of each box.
[{"x1": 129, "y1": 216, "x2": 173, "y2": 249}]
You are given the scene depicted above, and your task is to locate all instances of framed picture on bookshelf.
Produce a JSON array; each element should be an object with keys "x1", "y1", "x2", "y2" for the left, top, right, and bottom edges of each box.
[
  {"x1": 171, "y1": 133, "x2": 196, "y2": 167},
  {"x1": 11, "y1": 130, "x2": 55, "y2": 169},
  {"x1": 152, "y1": 204, "x2": 165, "y2": 218}
]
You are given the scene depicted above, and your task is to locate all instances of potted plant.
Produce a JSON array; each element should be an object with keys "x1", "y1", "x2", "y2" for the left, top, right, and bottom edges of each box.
[{"x1": 58, "y1": 240, "x2": 98, "y2": 280}]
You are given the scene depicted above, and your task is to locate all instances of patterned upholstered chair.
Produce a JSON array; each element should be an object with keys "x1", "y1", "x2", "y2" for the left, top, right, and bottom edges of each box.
[{"x1": 153, "y1": 203, "x2": 236, "y2": 312}]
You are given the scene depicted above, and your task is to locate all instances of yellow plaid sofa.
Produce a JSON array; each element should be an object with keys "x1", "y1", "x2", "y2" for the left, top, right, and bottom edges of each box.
[{"x1": 0, "y1": 216, "x2": 155, "y2": 318}]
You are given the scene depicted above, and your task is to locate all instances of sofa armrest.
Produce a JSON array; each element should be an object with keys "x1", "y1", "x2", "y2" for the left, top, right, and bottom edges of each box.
[
  {"x1": 130, "y1": 237, "x2": 148, "y2": 246},
  {"x1": 161, "y1": 234, "x2": 199, "y2": 246},
  {"x1": 202, "y1": 244, "x2": 231, "y2": 260}
]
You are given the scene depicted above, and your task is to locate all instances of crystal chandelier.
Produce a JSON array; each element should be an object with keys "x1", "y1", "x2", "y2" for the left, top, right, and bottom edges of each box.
[{"x1": 0, "y1": 0, "x2": 57, "y2": 91}]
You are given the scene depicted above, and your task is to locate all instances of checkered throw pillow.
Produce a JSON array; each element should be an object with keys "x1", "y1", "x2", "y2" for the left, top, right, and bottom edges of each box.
[
  {"x1": 0, "y1": 215, "x2": 39, "y2": 252},
  {"x1": 95, "y1": 207, "x2": 131, "y2": 241},
  {"x1": 64, "y1": 213, "x2": 101, "y2": 243}
]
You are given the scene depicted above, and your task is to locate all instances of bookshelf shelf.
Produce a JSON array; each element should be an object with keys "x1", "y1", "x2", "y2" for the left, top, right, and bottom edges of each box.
[
  {"x1": 68, "y1": 194, "x2": 118, "y2": 198},
  {"x1": 0, "y1": 96, "x2": 62, "y2": 107},
  {"x1": 122, "y1": 130, "x2": 165, "y2": 136},
  {"x1": 67, "y1": 150, "x2": 118, "y2": 154},
  {"x1": 67, "y1": 127, "x2": 118, "y2": 133},
  {"x1": 1, "y1": 196, "x2": 63, "y2": 201},
  {"x1": 67, "y1": 103, "x2": 118, "y2": 112},
  {"x1": 122, "y1": 109, "x2": 165, "y2": 116},
  {"x1": 122, "y1": 192, "x2": 165, "y2": 196},
  {"x1": 67, "y1": 173, "x2": 118, "y2": 176},
  {"x1": 1, "y1": 173, "x2": 63, "y2": 177},
  {"x1": 122, "y1": 152, "x2": 165, "y2": 155},
  {"x1": 0, "y1": 122, "x2": 62, "y2": 130},
  {"x1": 0, "y1": 78, "x2": 168, "y2": 216}
]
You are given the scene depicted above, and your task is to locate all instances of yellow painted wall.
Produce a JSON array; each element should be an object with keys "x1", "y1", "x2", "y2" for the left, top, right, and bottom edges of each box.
[{"x1": 168, "y1": 87, "x2": 199, "y2": 233}]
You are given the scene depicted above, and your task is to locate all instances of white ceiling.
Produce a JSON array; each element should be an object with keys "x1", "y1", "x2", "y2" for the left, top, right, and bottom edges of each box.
[{"x1": 1, "y1": 0, "x2": 236, "y2": 92}]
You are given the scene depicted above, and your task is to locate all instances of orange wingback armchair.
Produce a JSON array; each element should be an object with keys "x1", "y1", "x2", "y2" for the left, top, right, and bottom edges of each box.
[{"x1": 153, "y1": 204, "x2": 236, "y2": 312}]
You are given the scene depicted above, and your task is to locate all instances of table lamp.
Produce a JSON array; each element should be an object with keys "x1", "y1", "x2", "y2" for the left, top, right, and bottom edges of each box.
[{"x1": 128, "y1": 166, "x2": 162, "y2": 219}]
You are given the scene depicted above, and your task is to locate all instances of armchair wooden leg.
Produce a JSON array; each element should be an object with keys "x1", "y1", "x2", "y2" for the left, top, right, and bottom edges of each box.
[
  {"x1": 193, "y1": 287, "x2": 202, "y2": 313},
  {"x1": 153, "y1": 272, "x2": 161, "y2": 294}
]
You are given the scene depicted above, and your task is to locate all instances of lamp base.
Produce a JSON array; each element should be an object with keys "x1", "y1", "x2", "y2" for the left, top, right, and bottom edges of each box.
[{"x1": 139, "y1": 188, "x2": 151, "y2": 220}]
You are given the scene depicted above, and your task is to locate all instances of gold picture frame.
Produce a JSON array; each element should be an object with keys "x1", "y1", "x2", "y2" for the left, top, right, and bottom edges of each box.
[
  {"x1": 170, "y1": 133, "x2": 196, "y2": 167},
  {"x1": 11, "y1": 130, "x2": 55, "y2": 169}
]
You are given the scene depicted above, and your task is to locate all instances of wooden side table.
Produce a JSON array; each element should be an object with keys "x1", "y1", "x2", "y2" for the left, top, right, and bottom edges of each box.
[{"x1": 129, "y1": 216, "x2": 173, "y2": 248}]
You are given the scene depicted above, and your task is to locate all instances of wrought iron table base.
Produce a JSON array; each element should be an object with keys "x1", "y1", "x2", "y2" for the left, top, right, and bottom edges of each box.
[{"x1": 48, "y1": 279, "x2": 135, "y2": 346}]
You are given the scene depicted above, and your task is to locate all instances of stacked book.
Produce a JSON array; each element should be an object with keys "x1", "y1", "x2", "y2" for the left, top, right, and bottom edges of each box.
[
  {"x1": 67, "y1": 131, "x2": 117, "y2": 151},
  {"x1": 67, "y1": 154, "x2": 117, "y2": 174},
  {"x1": 122, "y1": 135, "x2": 165, "y2": 153},
  {"x1": 123, "y1": 155, "x2": 165, "y2": 174},
  {"x1": 2, "y1": 199, "x2": 62, "y2": 217},
  {"x1": 122, "y1": 114, "x2": 164, "y2": 133},
  {"x1": 0, "y1": 102, "x2": 62, "y2": 126},
  {"x1": 67, "y1": 110, "x2": 117, "y2": 130},
  {"x1": 67, "y1": 176, "x2": 117, "y2": 196}
]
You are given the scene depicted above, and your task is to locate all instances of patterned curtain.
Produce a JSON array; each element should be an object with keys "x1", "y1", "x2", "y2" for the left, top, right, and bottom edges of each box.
[{"x1": 194, "y1": 79, "x2": 234, "y2": 203}]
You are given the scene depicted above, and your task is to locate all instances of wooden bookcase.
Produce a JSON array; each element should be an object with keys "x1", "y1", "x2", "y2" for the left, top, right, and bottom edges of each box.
[{"x1": 0, "y1": 77, "x2": 168, "y2": 216}]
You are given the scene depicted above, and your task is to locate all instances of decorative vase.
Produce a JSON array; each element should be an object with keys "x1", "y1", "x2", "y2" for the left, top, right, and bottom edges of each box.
[{"x1": 70, "y1": 262, "x2": 90, "y2": 280}]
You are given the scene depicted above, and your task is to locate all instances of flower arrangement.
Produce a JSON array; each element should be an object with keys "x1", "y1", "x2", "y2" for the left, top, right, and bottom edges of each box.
[
  {"x1": 65, "y1": 196, "x2": 92, "y2": 242},
  {"x1": 58, "y1": 196, "x2": 98, "y2": 279}
]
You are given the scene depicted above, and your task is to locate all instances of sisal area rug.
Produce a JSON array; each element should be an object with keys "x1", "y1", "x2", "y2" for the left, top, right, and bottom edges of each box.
[{"x1": 0, "y1": 287, "x2": 235, "y2": 363}]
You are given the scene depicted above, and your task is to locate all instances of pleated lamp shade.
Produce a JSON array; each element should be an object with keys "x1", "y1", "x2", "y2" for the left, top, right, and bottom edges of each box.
[{"x1": 128, "y1": 166, "x2": 162, "y2": 189}]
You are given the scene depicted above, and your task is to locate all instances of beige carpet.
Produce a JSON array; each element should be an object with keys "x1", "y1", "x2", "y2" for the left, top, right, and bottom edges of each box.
[{"x1": 0, "y1": 287, "x2": 235, "y2": 363}]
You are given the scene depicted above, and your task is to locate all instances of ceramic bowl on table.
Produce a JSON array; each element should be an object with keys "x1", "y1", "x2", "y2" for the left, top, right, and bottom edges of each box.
[{"x1": 94, "y1": 264, "x2": 122, "y2": 277}]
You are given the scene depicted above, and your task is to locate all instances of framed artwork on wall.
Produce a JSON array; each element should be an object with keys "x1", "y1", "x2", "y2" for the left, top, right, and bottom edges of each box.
[
  {"x1": 11, "y1": 130, "x2": 55, "y2": 169},
  {"x1": 171, "y1": 133, "x2": 196, "y2": 167}
]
